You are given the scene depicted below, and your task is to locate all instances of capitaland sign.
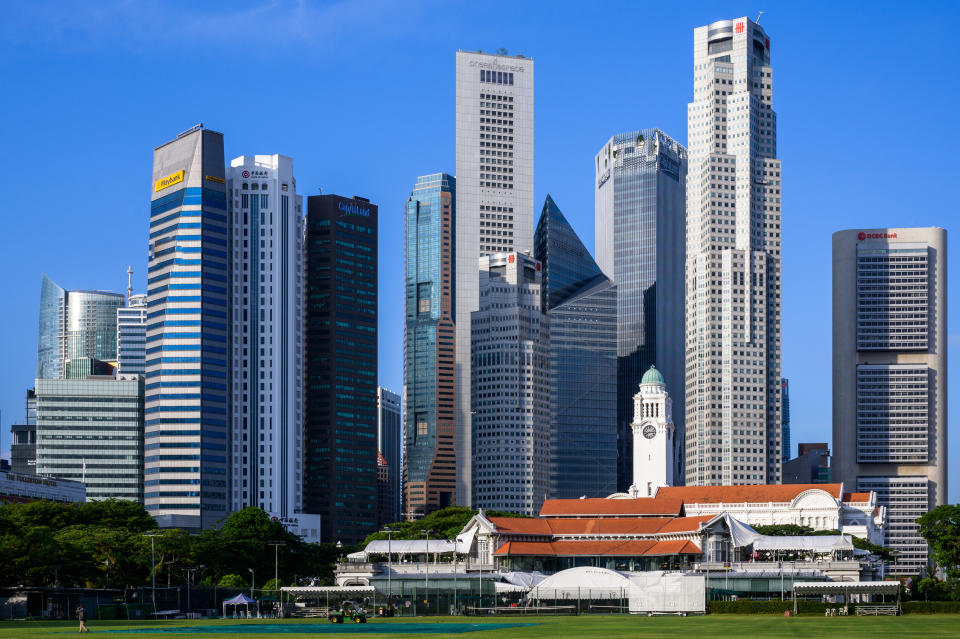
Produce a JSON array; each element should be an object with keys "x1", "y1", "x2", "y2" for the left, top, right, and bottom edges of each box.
[
  {"x1": 597, "y1": 169, "x2": 610, "y2": 189},
  {"x1": 468, "y1": 59, "x2": 525, "y2": 73},
  {"x1": 338, "y1": 200, "x2": 371, "y2": 218},
  {"x1": 857, "y1": 231, "x2": 898, "y2": 240},
  {"x1": 154, "y1": 170, "x2": 185, "y2": 192}
]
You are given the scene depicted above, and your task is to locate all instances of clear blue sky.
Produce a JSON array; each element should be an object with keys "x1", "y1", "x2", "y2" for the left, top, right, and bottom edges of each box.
[{"x1": 1, "y1": 1, "x2": 957, "y2": 501}]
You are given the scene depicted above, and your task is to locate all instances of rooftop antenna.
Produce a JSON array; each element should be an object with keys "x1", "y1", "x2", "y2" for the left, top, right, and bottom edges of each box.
[
  {"x1": 756, "y1": 11, "x2": 765, "y2": 23},
  {"x1": 126, "y1": 266, "x2": 133, "y2": 305}
]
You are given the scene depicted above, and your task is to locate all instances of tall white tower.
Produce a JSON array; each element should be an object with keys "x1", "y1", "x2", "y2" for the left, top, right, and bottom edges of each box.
[
  {"x1": 455, "y1": 50, "x2": 534, "y2": 505},
  {"x1": 630, "y1": 366, "x2": 674, "y2": 497},
  {"x1": 685, "y1": 17, "x2": 782, "y2": 485}
]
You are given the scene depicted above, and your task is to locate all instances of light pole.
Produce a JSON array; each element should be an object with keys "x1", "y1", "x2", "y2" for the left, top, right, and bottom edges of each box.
[
  {"x1": 268, "y1": 542, "x2": 285, "y2": 601},
  {"x1": 248, "y1": 568, "x2": 255, "y2": 599},
  {"x1": 186, "y1": 565, "x2": 205, "y2": 615},
  {"x1": 381, "y1": 528, "x2": 397, "y2": 601},
  {"x1": 423, "y1": 529, "x2": 433, "y2": 614},
  {"x1": 143, "y1": 532, "x2": 160, "y2": 611}
]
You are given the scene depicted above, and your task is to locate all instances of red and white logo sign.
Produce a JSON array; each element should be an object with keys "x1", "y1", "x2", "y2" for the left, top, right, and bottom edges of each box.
[
  {"x1": 858, "y1": 231, "x2": 898, "y2": 241},
  {"x1": 735, "y1": 21, "x2": 744, "y2": 34},
  {"x1": 241, "y1": 170, "x2": 250, "y2": 179},
  {"x1": 508, "y1": 254, "x2": 515, "y2": 263}
]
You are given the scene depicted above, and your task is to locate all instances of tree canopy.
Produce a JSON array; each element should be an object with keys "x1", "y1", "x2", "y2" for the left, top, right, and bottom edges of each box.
[
  {"x1": 362, "y1": 506, "x2": 529, "y2": 546},
  {"x1": 917, "y1": 504, "x2": 960, "y2": 579}
]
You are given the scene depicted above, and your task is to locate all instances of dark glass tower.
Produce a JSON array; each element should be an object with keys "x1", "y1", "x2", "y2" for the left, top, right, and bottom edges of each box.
[
  {"x1": 403, "y1": 174, "x2": 456, "y2": 518},
  {"x1": 594, "y1": 129, "x2": 687, "y2": 491},
  {"x1": 535, "y1": 195, "x2": 618, "y2": 499},
  {"x1": 304, "y1": 194, "x2": 378, "y2": 543}
]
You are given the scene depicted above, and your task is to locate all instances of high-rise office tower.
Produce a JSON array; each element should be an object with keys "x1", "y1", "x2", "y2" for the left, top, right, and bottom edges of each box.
[
  {"x1": 534, "y1": 195, "x2": 618, "y2": 499},
  {"x1": 304, "y1": 194, "x2": 378, "y2": 544},
  {"x1": 11, "y1": 389, "x2": 37, "y2": 474},
  {"x1": 117, "y1": 294, "x2": 148, "y2": 376},
  {"x1": 377, "y1": 387, "x2": 402, "y2": 524},
  {"x1": 227, "y1": 155, "x2": 318, "y2": 540},
  {"x1": 471, "y1": 252, "x2": 549, "y2": 515},
  {"x1": 36, "y1": 274, "x2": 124, "y2": 380},
  {"x1": 833, "y1": 227, "x2": 947, "y2": 575},
  {"x1": 685, "y1": 17, "x2": 782, "y2": 485},
  {"x1": 36, "y1": 376, "x2": 144, "y2": 502},
  {"x1": 594, "y1": 129, "x2": 687, "y2": 491},
  {"x1": 781, "y1": 378, "x2": 791, "y2": 463},
  {"x1": 455, "y1": 51, "x2": 534, "y2": 504},
  {"x1": 403, "y1": 173, "x2": 457, "y2": 518},
  {"x1": 146, "y1": 125, "x2": 230, "y2": 529}
]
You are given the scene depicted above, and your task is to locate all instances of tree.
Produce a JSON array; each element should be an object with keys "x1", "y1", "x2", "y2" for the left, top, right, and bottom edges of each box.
[
  {"x1": 217, "y1": 574, "x2": 247, "y2": 588},
  {"x1": 362, "y1": 506, "x2": 530, "y2": 546},
  {"x1": 917, "y1": 504, "x2": 960, "y2": 579}
]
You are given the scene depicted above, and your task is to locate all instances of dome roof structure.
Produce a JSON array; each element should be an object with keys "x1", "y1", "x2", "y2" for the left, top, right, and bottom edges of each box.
[{"x1": 641, "y1": 365, "x2": 665, "y2": 385}]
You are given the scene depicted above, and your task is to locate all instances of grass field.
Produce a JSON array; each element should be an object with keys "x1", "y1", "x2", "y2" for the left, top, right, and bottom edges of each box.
[{"x1": 1, "y1": 615, "x2": 958, "y2": 639}]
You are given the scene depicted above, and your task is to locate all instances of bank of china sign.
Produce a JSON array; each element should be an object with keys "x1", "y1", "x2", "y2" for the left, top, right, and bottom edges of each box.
[{"x1": 154, "y1": 170, "x2": 185, "y2": 192}]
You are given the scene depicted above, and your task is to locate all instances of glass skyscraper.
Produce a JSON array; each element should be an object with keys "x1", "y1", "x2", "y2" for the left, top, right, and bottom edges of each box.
[
  {"x1": 403, "y1": 173, "x2": 457, "y2": 519},
  {"x1": 377, "y1": 386, "x2": 402, "y2": 526},
  {"x1": 594, "y1": 129, "x2": 687, "y2": 491},
  {"x1": 304, "y1": 194, "x2": 378, "y2": 544},
  {"x1": 117, "y1": 294, "x2": 148, "y2": 376},
  {"x1": 534, "y1": 195, "x2": 617, "y2": 499},
  {"x1": 145, "y1": 125, "x2": 230, "y2": 530},
  {"x1": 781, "y1": 378, "x2": 791, "y2": 463},
  {"x1": 36, "y1": 274, "x2": 124, "y2": 380}
]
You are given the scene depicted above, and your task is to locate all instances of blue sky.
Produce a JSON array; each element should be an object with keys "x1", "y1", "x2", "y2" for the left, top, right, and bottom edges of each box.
[{"x1": 0, "y1": 1, "x2": 957, "y2": 500}]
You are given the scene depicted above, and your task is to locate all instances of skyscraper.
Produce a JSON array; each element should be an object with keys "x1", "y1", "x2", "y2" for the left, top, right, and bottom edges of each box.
[
  {"x1": 377, "y1": 386, "x2": 402, "y2": 524},
  {"x1": 117, "y1": 294, "x2": 148, "y2": 376},
  {"x1": 455, "y1": 50, "x2": 534, "y2": 504},
  {"x1": 403, "y1": 173, "x2": 457, "y2": 518},
  {"x1": 228, "y1": 155, "x2": 317, "y2": 540},
  {"x1": 833, "y1": 227, "x2": 947, "y2": 574},
  {"x1": 304, "y1": 194, "x2": 378, "y2": 544},
  {"x1": 781, "y1": 378, "x2": 791, "y2": 463},
  {"x1": 36, "y1": 376, "x2": 144, "y2": 502},
  {"x1": 685, "y1": 17, "x2": 782, "y2": 486},
  {"x1": 594, "y1": 129, "x2": 687, "y2": 490},
  {"x1": 472, "y1": 252, "x2": 549, "y2": 515},
  {"x1": 534, "y1": 195, "x2": 618, "y2": 499},
  {"x1": 11, "y1": 389, "x2": 37, "y2": 475},
  {"x1": 36, "y1": 274, "x2": 124, "y2": 380},
  {"x1": 145, "y1": 125, "x2": 230, "y2": 529}
]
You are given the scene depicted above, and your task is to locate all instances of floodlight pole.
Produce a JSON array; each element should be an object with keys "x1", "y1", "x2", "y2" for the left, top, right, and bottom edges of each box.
[{"x1": 143, "y1": 533, "x2": 159, "y2": 611}]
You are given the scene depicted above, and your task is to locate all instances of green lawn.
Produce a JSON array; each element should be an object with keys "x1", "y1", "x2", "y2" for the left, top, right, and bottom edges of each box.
[{"x1": 0, "y1": 615, "x2": 958, "y2": 639}]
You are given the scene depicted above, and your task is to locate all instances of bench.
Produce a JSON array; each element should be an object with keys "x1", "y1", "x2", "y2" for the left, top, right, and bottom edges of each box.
[{"x1": 855, "y1": 605, "x2": 899, "y2": 616}]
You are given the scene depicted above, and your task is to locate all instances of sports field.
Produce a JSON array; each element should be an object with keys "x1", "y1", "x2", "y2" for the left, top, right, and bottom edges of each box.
[{"x1": 1, "y1": 615, "x2": 958, "y2": 639}]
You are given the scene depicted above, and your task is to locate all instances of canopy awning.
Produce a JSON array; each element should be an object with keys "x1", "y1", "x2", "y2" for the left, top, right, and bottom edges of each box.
[
  {"x1": 282, "y1": 586, "x2": 376, "y2": 595},
  {"x1": 222, "y1": 594, "x2": 256, "y2": 604},
  {"x1": 353, "y1": 538, "x2": 459, "y2": 560},
  {"x1": 753, "y1": 535, "x2": 854, "y2": 552},
  {"x1": 794, "y1": 581, "x2": 900, "y2": 595}
]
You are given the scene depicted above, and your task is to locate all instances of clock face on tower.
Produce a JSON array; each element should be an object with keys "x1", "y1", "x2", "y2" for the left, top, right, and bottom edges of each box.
[{"x1": 642, "y1": 424, "x2": 657, "y2": 440}]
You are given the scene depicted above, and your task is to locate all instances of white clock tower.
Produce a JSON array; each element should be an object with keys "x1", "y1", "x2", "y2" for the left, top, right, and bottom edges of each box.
[{"x1": 629, "y1": 365, "x2": 675, "y2": 497}]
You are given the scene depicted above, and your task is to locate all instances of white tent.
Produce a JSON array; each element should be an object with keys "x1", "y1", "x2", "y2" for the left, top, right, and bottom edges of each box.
[
  {"x1": 527, "y1": 567, "x2": 631, "y2": 600},
  {"x1": 752, "y1": 535, "x2": 854, "y2": 553},
  {"x1": 628, "y1": 572, "x2": 705, "y2": 615}
]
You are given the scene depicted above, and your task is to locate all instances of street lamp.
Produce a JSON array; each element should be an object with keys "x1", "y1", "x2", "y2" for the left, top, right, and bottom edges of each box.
[
  {"x1": 268, "y1": 542, "x2": 285, "y2": 600},
  {"x1": 143, "y1": 532, "x2": 160, "y2": 611},
  {"x1": 186, "y1": 565, "x2": 205, "y2": 615},
  {"x1": 381, "y1": 528, "x2": 398, "y2": 601},
  {"x1": 248, "y1": 568, "x2": 255, "y2": 599}
]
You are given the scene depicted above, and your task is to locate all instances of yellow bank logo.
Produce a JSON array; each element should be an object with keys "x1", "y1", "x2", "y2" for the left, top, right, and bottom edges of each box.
[{"x1": 154, "y1": 170, "x2": 185, "y2": 192}]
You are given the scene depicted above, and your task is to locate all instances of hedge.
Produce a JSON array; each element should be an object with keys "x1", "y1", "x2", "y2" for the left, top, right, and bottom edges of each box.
[
  {"x1": 902, "y1": 601, "x2": 960, "y2": 614},
  {"x1": 710, "y1": 600, "x2": 836, "y2": 614}
]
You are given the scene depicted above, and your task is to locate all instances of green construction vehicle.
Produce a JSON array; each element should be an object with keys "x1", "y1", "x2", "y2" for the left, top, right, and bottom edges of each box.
[{"x1": 328, "y1": 600, "x2": 367, "y2": 624}]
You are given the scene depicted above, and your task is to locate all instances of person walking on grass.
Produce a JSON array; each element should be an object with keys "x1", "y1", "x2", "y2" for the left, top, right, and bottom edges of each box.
[{"x1": 77, "y1": 605, "x2": 90, "y2": 633}]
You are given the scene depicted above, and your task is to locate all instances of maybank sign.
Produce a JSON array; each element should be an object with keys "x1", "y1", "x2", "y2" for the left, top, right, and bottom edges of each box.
[
  {"x1": 154, "y1": 170, "x2": 185, "y2": 192},
  {"x1": 338, "y1": 200, "x2": 370, "y2": 218}
]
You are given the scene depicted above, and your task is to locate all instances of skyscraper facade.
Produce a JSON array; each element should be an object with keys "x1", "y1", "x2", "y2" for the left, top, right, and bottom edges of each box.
[
  {"x1": 455, "y1": 51, "x2": 534, "y2": 504},
  {"x1": 781, "y1": 378, "x2": 791, "y2": 463},
  {"x1": 377, "y1": 386, "x2": 402, "y2": 523},
  {"x1": 36, "y1": 376, "x2": 144, "y2": 502},
  {"x1": 304, "y1": 194, "x2": 378, "y2": 544},
  {"x1": 833, "y1": 227, "x2": 947, "y2": 574},
  {"x1": 403, "y1": 173, "x2": 457, "y2": 518},
  {"x1": 534, "y1": 195, "x2": 618, "y2": 499},
  {"x1": 11, "y1": 389, "x2": 37, "y2": 475},
  {"x1": 117, "y1": 294, "x2": 148, "y2": 376},
  {"x1": 36, "y1": 274, "x2": 124, "y2": 380},
  {"x1": 685, "y1": 17, "x2": 783, "y2": 486},
  {"x1": 594, "y1": 129, "x2": 687, "y2": 491},
  {"x1": 37, "y1": 274, "x2": 65, "y2": 379},
  {"x1": 227, "y1": 155, "x2": 316, "y2": 539},
  {"x1": 471, "y1": 252, "x2": 549, "y2": 515},
  {"x1": 145, "y1": 125, "x2": 230, "y2": 529}
]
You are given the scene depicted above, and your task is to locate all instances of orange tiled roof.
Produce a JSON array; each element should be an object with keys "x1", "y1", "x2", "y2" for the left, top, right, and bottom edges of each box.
[
  {"x1": 842, "y1": 492, "x2": 871, "y2": 503},
  {"x1": 656, "y1": 483, "x2": 842, "y2": 504},
  {"x1": 544, "y1": 517, "x2": 674, "y2": 536},
  {"x1": 539, "y1": 497, "x2": 684, "y2": 518},
  {"x1": 654, "y1": 515, "x2": 715, "y2": 533},
  {"x1": 493, "y1": 539, "x2": 701, "y2": 557},
  {"x1": 487, "y1": 517, "x2": 552, "y2": 536}
]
